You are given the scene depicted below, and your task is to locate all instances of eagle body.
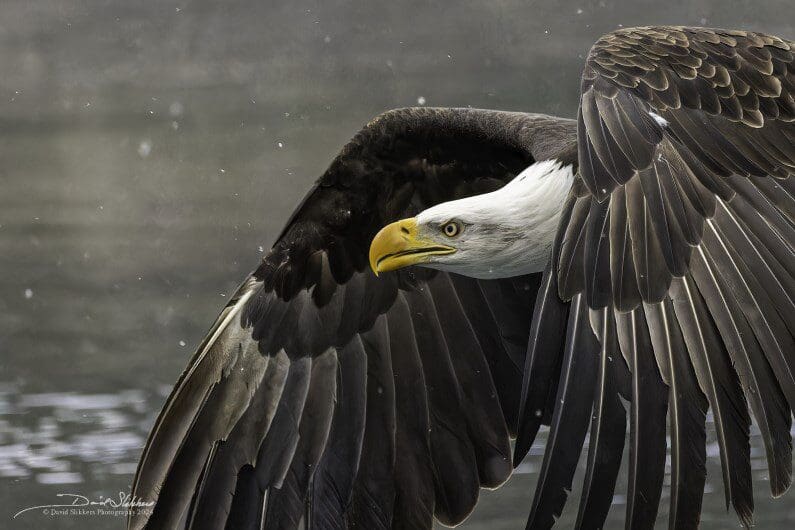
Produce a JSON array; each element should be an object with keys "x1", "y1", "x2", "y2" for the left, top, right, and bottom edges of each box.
[{"x1": 131, "y1": 26, "x2": 795, "y2": 530}]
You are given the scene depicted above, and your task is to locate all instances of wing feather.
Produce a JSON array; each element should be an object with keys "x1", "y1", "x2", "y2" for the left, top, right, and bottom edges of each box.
[
  {"x1": 428, "y1": 275, "x2": 514, "y2": 488},
  {"x1": 264, "y1": 350, "x2": 337, "y2": 529},
  {"x1": 690, "y1": 246, "x2": 792, "y2": 497},
  {"x1": 348, "y1": 317, "x2": 397, "y2": 529},
  {"x1": 515, "y1": 267, "x2": 569, "y2": 462},
  {"x1": 387, "y1": 294, "x2": 435, "y2": 529},
  {"x1": 525, "y1": 295, "x2": 599, "y2": 530},
  {"x1": 574, "y1": 309, "x2": 629, "y2": 530},
  {"x1": 608, "y1": 186, "x2": 641, "y2": 311},
  {"x1": 616, "y1": 308, "x2": 668, "y2": 530},
  {"x1": 669, "y1": 276, "x2": 753, "y2": 525},
  {"x1": 403, "y1": 287, "x2": 481, "y2": 526},
  {"x1": 535, "y1": 26, "x2": 795, "y2": 530},
  {"x1": 658, "y1": 299, "x2": 708, "y2": 530},
  {"x1": 702, "y1": 216, "x2": 795, "y2": 408},
  {"x1": 132, "y1": 108, "x2": 558, "y2": 530},
  {"x1": 309, "y1": 338, "x2": 368, "y2": 529}
]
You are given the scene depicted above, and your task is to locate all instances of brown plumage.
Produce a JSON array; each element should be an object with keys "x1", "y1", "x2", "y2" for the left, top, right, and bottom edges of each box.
[
  {"x1": 540, "y1": 26, "x2": 795, "y2": 530},
  {"x1": 132, "y1": 27, "x2": 795, "y2": 530}
]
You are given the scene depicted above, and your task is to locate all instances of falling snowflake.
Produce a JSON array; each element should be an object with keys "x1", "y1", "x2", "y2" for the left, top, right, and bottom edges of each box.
[
  {"x1": 417, "y1": 96, "x2": 426, "y2": 105},
  {"x1": 169, "y1": 102, "x2": 184, "y2": 117},
  {"x1": 24, "y1": 288, "x2": 33, "y2": 299},
  {"x1": 138, "y1": 140, "x2": 152, "y2": 158}
]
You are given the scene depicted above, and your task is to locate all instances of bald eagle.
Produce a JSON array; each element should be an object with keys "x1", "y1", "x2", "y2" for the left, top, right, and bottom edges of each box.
[{"x1": 130, "y1": 27, "x2": 795, "y2": 530}]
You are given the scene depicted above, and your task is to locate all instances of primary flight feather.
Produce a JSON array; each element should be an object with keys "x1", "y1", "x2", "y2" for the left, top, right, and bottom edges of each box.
[{"x1": 131, "y1": 26, "x2": 795, "y2": 530}]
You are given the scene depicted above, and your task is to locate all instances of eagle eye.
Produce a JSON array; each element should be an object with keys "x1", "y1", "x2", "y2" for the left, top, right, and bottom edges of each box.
[{"x1": 441, "y1": 220, "x2": 462, "y2": 238}]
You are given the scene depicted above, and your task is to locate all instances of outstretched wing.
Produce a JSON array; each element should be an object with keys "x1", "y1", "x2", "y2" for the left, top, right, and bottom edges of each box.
[
  {"x1": 516, "y1": 27, "x2": 795, "y2": 530},
  {"x1": 130, "y1": 107, "x2": 578, "y2": 530}
]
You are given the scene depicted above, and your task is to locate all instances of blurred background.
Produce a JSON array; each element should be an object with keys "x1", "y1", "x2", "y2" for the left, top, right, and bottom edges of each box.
[{"x1": 1, "y1": 1, "x2": 793, "y2": 528}]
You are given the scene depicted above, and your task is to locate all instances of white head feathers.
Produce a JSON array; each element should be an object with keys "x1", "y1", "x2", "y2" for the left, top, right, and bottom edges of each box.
[{"x1": 415, "y1": 159, "x2": 575, "y2": 279}]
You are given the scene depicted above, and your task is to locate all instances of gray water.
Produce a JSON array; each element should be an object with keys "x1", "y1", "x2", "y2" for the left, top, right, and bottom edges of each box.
[{"x1": 1, "y1": 1, "x2": 794, "y2": 528}]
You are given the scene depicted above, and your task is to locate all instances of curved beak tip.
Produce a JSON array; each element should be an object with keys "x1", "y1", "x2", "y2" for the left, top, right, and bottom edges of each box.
[
  {"x1": 369, "y1": 218, "x2": 417, "y2": 275},
  {"x1": 368, "y1": 217, "x2": 455, "y2": 275}
]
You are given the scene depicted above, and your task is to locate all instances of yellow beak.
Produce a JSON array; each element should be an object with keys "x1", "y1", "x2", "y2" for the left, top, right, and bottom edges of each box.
[{"x1": 368, "y1": 218, "x2": 456, "y2": 275}]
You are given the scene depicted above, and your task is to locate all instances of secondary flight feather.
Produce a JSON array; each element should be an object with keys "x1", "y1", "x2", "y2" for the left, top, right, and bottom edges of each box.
[{"x1": 130, "y1": 26, "x2": 795, "y2": 530}]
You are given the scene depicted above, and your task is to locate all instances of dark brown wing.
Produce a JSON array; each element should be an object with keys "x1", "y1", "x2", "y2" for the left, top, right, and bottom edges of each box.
[
  {"x1": 516, "y1": 27, "x2": 795, "y2": 530},
  {"x1": 129, "y1": 107, "x2": 578, "y2": 530}
]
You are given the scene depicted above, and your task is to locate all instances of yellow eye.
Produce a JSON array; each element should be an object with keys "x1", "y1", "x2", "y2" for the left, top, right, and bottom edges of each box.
[{"x1": 442, "y1": 221, "x2": 461, "y2": 237}]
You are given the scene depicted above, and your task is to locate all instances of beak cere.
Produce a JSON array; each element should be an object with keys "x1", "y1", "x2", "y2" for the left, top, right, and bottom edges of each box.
[{"x1": 368, "y1": 217, "x2": 456, "y2": 275}]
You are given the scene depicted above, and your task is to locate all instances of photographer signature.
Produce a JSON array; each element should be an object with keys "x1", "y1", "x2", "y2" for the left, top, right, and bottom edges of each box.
[{"x1": 13, "y1": 492, "x2": 154, "y2": 519}]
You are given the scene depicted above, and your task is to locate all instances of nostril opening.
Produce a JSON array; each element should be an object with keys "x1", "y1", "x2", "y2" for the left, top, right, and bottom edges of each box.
[{"x1": 400, "y1": 226, "x2": 409, "y2": 235}]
